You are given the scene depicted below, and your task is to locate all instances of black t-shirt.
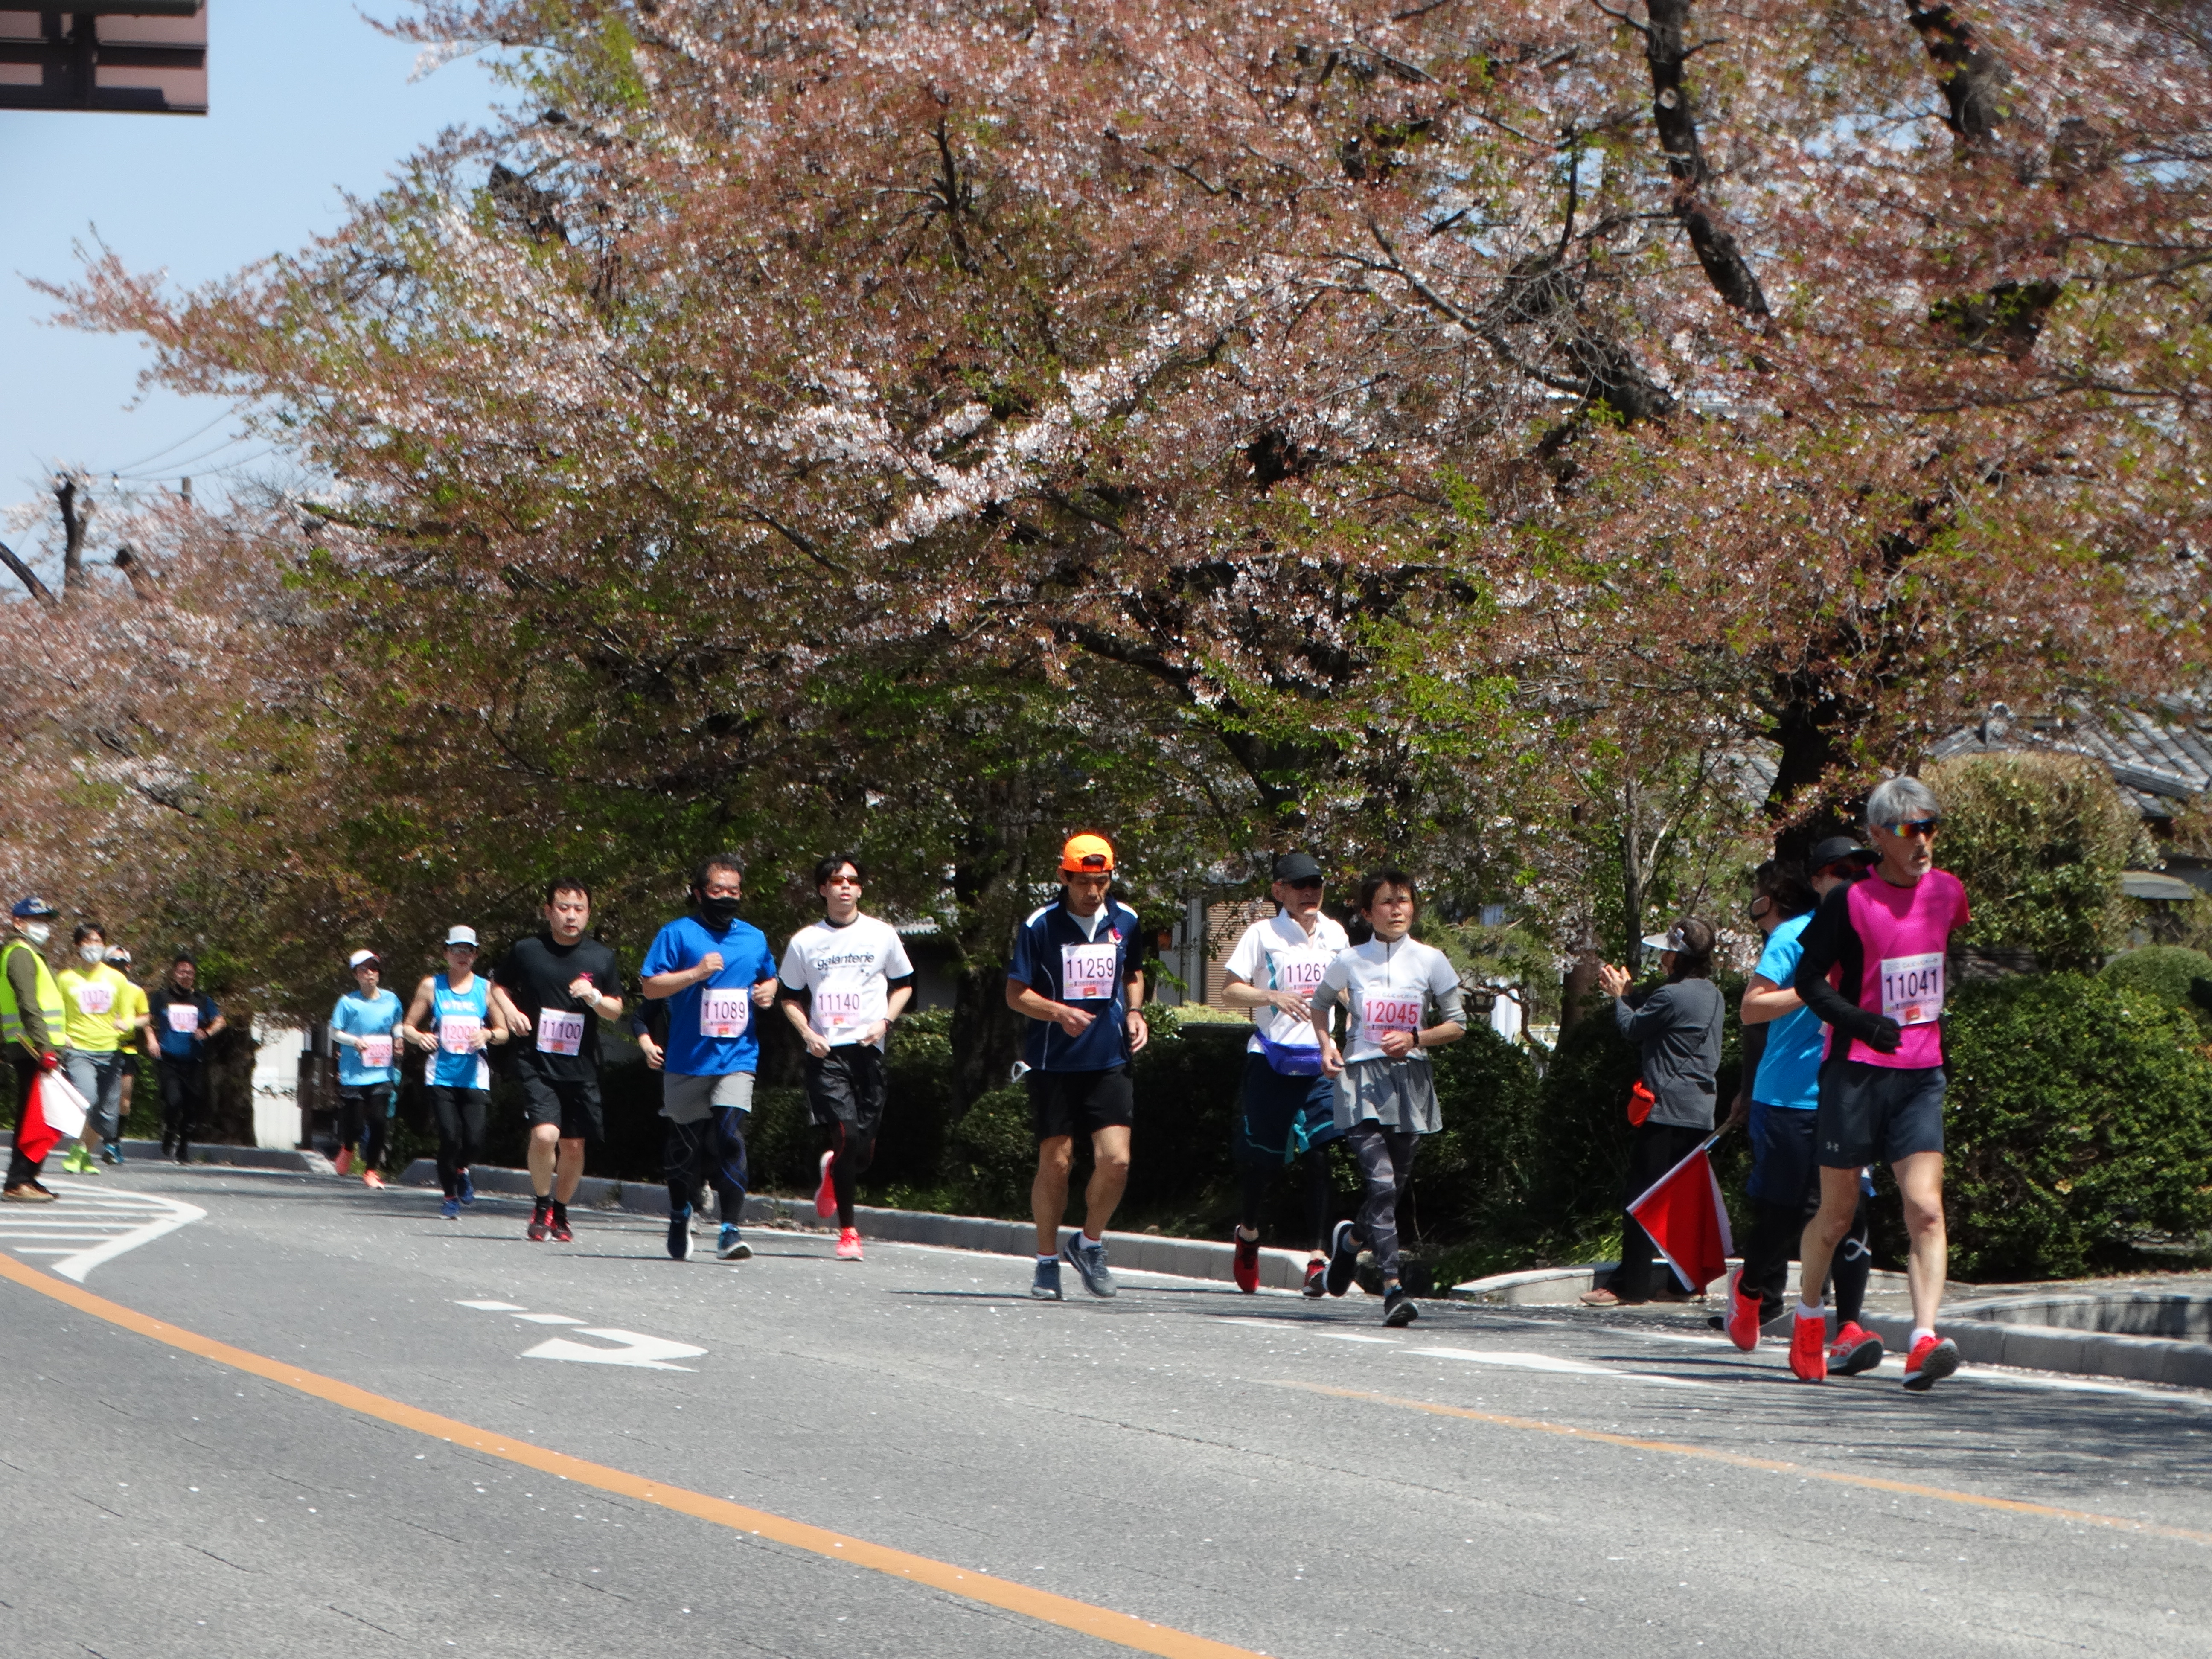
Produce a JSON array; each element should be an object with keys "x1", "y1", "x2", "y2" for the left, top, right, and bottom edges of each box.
[{"x1": 494, "y1": 933, "x2": 622, "y2": 1083}]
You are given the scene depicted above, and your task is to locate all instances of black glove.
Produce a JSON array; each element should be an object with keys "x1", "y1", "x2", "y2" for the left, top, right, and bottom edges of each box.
[{"x1": 1836, "y1": 1007, "x2": 1903, "y2": 1054}]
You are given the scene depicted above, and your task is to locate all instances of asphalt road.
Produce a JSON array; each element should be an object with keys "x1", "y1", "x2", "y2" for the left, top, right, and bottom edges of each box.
[{"x1": 4, "y1": 1166, "x2": 2209, "y2": 1658}]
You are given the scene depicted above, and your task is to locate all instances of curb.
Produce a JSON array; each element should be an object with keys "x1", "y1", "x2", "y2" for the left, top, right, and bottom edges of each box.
[
  {"x1": 1451, "y1": 1260, "x2": 1918, "y2": 1305},
  {"x1": 393, "y1": 1159, "x2": 1320, "y2": 1292},
  {"x1": 1860, "y1": 1311, "x2": 2212, "y2": 1391},
  {"x1": 1, "y1": 1135, "x2": 335, "y2": 1176}
]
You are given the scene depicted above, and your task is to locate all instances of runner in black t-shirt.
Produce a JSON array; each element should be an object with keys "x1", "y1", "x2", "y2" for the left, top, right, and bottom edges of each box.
[{"x1": 491, "y1": 878, "x2": 623, "y2": 1243}]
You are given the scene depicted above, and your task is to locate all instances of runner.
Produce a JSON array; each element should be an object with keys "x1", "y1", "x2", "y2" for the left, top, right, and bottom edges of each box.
[
  {"x1": 778, "y1": 854, "x2": 915, "y2": 1262},
  {"x1": 105, "y1": 946, "x2": 149, "y2": 1162},
  {"x1": 492, "y1": 879, "x2": 624, "y2": 1243},
  {"x1": 1218, "y1": 853, "x2": 1350, "y2": 1295},
  {"x1": 1726, "y1": 842, "x2": 1883, "y2": 1373},
  {"x1": 1005, "y1": 832, "x2": 1148, "y2": 1300},
  {"x1": 330, "y1": 949, "x2": 404, "y2": 1190},
  {"x1": 399, "y1": 927, "x2": 510, "y2": 1220},
  {"x1": 146, "y1": 954, "x2": 224, "y2": 1166},
  {"x1": 1792, "y1": 778, "x2": 1971, "y2": 1390},
  {"x1": 1310, "y1": 870, "x2": 1467, "y2": 1327},
  {"x1": 640, "y1": 854, "x2": 779, "y2": 1263},
  {"x1": 56, "y1": 923, "x2": 134, "y2": 1174},
  {"x1": 1, "y1": 898, "x2": 67, "y2": 1202}
]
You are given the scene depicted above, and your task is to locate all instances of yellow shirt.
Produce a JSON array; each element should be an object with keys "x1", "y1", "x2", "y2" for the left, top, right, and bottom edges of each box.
[{"x1": 56, "y1": 963, "x2": 134, "y2": 1053}]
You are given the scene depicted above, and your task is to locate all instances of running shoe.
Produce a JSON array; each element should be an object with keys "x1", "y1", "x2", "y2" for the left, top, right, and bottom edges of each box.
[
  {"x1": 814, "y1": 1150, "x2": 837, "y2": 1220},
  {"x1": 528, "y1": 1199, "x2": 551, "y2": 1243},
  {"x1": 62, "y1": 1144, "x2": 89, "y2": 1174},
  {"x1": 1382, "y1": 1287, "x2": 1419, "y2": 1328},
  {"x1": 1, "y1": 1184, "x2": 56, "y2": 1203},
  {"x1": 1830, "y1": 1321, "x2": 1884, "y2": 1376},
  {"x1": 1232, "y1": 1229, "x2": 1260, "y2": 1295},
  {"x1": 550, "y1": 1204, "x2": 573, "y2": 1243},
  {"x1": 1725, "y1": 1268, "x2": 1764, "y2": 1353},
  {"x1": 457, "y1": 1170, "x2": 476, "y2": 1206},
  {"x1": 668, "y1": 1205, "x2": 693, "y2": 1261},
  {"x1": 333, "y1": 1148, "x2": 353, "y2": 1176},
  {"x1": 1302, "y1": 1259, "x2": 1327, "y2": 1298},
  {"x1": 1902, "y1": 1334, "x2": 1960, "y2": 1393},
  {"x1": 102, "y1": 1145, "x2": 123, "y2": 1165},
  {"x1": 362, "y1": 1169, "x2": 385, "y2": 1190},
  {"x1": 716, "y1": 1225, "x2": 750, "y2": 1261},
  {"x1": 1788, "y1": 1310, "x2": 1828, "y2": 1382},
  {"x1": 1324, "y1": 1220, "x2": 1361, "y2": 1297},
  {"x1": 1030, "y1": 1257, "x2": 1063, "y2": 1301},
  {"x1": 1062, "y1": 1231, "x2": 1117, "y2": 1298},
  {"x1": 439, "y1": 1196, "x2": 461, "y2": 1220}
]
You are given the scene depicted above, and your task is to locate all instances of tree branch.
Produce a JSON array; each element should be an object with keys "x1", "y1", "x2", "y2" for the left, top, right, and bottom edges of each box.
[{"x1": 0, "y1": 538, "x2": 57, "y2": 607}]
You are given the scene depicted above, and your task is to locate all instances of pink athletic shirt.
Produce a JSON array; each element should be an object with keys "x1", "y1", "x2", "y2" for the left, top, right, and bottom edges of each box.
[{"x1": 1840, "y1": 869, "x2": 1970, "y2": 1068}]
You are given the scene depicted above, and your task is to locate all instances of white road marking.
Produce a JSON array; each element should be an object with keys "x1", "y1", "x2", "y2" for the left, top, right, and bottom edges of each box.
[
  {"x1": 455, "y1": 1299, "x2": 525, "y2": 1312},
  {"x1": 522, "y1": 1329, "x2": 707, "y2": 1371},
  {"x1": 0, "y1": 1179, "x2": 203, "y2": 1282},
  {"x1": 1411, "y1": 1347, "x2": 1708, "y2": 1388},
  {"x1": 512, "y1": 1313, "x2": 584, "y2": 1325}
]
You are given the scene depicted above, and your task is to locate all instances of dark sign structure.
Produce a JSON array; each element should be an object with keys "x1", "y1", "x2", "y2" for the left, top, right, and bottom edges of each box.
[{"x1": 0, "y1": 3, "x2": 207, "y2": 114}]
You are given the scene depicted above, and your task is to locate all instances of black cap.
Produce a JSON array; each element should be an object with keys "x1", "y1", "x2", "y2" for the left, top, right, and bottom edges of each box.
[
  {"x1": 1808, "y1": 835, "x2": 1876, "y2": 874},
  {"x1": 1272, "y1": 853, "x2": 1324, "y2": 883}
]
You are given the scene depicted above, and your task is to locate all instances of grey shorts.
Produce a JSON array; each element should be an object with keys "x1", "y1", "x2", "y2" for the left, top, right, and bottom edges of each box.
[{"x1": 661, "y1": 1071, "x2": 755, "y2": 1125}]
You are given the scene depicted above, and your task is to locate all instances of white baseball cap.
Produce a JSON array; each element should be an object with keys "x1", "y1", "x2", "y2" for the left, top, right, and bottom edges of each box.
[
  {"x1": 347, "y1": 949, "x2": 381, "y2": 970},
  {"x1": 444, "y1": 926, "x2": 479, "y2": 948}
]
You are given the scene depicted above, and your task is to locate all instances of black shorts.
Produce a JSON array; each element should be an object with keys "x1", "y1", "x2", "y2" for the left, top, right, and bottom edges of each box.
[
  {"x1": 1234, "y1": 1052, "x2": 1340, "y2": 1167},
  {"x1": 1816, "y1": 1060, "x2": 1944, "y2": 1168},
  {"x1": 518, "y1": 1071, "x2": 604, "y2": 1141},
  {"x1": 1028, "y1": 1066, "x2": 1133, "y2": 1142},
  {"x1": 1745, "y1": 1101, "x2": 1817, "y2": 1206},
  {"x1": 806, "y1": 1045, "x2": 888, "y2": 1138}
]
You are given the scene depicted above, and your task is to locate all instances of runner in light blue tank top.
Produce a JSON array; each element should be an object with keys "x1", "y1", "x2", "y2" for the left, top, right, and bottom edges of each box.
[{"x1": 401, "y1": 927, "x2": 508, "y2": 1217}]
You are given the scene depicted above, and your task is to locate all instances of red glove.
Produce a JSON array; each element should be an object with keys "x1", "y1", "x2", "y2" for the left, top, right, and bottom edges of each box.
[{"x1": 38, "y1": 1051, "x2": 61, "y2": 1071}]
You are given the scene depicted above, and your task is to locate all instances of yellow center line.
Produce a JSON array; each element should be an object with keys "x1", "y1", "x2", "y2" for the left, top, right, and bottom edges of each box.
[
  {"x1": 0, "y1": 1253, "x2": 1262, "y2": 1659},
  {"x1": 1275, "y1": 1381, "x2": 2212, "y2": 1548}
]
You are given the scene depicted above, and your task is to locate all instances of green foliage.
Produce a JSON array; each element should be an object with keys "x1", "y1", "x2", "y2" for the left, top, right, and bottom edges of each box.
[
  {"x1": 1942, "y1": 975, "x2": 2212, "y2": 1278},
  {"x1": 1923, "y1": 752, "x2": 2148, "y2": 971},
  {"x1": 943, "y1": 1085, "x2": 1036, "y2": 1214},
  {"x1": 2100, "y1": 947, "x2": 2212, "y2": 1033}
]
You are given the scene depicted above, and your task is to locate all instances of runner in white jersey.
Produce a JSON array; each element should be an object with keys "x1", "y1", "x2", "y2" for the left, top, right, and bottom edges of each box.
[
  {"x1": 778, "y1": 854, "x2": 916, "y2": 1261},
  {"x1": 1218, "y1": 853, "x2": 1350, "y2": 1296}
]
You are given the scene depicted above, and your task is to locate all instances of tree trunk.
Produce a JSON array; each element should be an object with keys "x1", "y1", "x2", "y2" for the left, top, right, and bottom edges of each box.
[
  {"x1": 1621, "y1": 777, "x2": 1646, "y2": 974},
  {"x1": 56, "y1": 476, "x2": 89, "y2": 597}
]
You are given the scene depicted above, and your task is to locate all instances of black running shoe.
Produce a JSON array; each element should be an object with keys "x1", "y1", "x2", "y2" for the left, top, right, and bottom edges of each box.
[
  {"x1": 1383, "y1": 1287, "x2": 1420, "y2": 1328},
  {"x1": 1324, "y1": 1220, "x2": 1361, "y2": 1297},
  {"x1": 527, "y1": 1199, "x2": 550, "y2": 1242},
  {"x1": 549, "y1": 1203, "x2": 573, "y2": 1243}
]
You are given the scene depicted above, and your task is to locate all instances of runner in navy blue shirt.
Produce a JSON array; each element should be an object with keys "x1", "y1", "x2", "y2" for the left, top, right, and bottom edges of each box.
[
  {"x1": 1005, "y1": 832, "x2": 1148, "y2": 1300},
  {"x1": 640, "y1": 853, "x2": 779, "y2": 1263}
]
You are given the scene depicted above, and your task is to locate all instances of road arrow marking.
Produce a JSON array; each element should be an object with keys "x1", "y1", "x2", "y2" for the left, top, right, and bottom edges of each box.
[{"x1": 521, "y1": 1327, "x2": 707, "y2": 1371}]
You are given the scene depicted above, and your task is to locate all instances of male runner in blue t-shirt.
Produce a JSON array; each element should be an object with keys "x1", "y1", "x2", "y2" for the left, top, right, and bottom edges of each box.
[
  {"x1": 641, "y1": 853, "x2": 780, "y2": 1263},
  {"x1": 1005, "y1": 832, "x2": 1148, "y2": 1301}
]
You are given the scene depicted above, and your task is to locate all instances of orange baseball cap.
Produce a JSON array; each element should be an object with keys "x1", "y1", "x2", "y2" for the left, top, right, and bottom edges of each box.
[{"x1": 1061, "y1": 833, "x2": 1115, "y2": 874}]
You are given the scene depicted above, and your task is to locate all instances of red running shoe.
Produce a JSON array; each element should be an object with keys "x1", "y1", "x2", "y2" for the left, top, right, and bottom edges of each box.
[
  {"x1": 1232, "y1": 1230, "x2": 1260, "y2": 1295},
  {"x1": 1902, "y1": 1334, "x2": 1960, "y2": 1392},
  {"x1": 1726, "y1": 1269, "x2": 1764, "y2": 1352},
  {"x1": 333, "y1": 1147, "x2": 352, "y2": 1176},
  {"x1": 814, "y1": 1150, "x2": 837, "y2": 1219},
  {"x1": 550, "y1": 1203, "x2": 573, "y2": 1243},
  {"x1": 1302, "y1": 1259, "x2": 1327, "y2": 1298},
  {"x1": 835, "y1": 1227, "x2": 863, "y2": 1261},
  {"x1": 1829, "y1": 1321, "x2": 1884, "y2": 1376},
  {"x1": 1789, "y1": 1311, "x2": 1828, "y2": 1382},
  {"x1": 527, "y1": 1199, "x2": 550, "y2": 1242}
]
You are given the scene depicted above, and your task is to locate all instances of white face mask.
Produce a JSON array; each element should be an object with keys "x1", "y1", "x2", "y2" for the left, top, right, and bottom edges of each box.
[
  {"x1": 23, "y1": 922, "x2": 51, "y2": 946},
  {"x1": 80, "y1": 944, "x2": 105, "y2": 964}
]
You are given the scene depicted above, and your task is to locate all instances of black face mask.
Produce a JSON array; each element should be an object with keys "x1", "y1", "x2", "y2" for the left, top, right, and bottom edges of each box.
[{"x1": 696, "y1": 894, "x2": 742, "y2": 928}]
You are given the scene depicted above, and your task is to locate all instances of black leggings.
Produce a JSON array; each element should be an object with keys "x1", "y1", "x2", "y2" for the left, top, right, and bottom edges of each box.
[
  {"x1": 6, "y1": 1053, "x2": 42, "y2": 1186},
  {"x1": 157, "y1": 1060, "x2": 205, "y2": 1161},
  {"x1": 823, "y1": 1118, "x2": 876, "y2": 1230},
  {"x1": 1741, "y1": 1192, "x2": 1872, "y2": 1326},
  {"x1": 1239, "y1": 1149, "x2": 1334, "y2": 1253},
  {"x1": 665, "y1": 1106, "x2": 749, "y2": 1222},
  {"x1": 431, "y1": 1086, "x2": 489, "y2": 1199},
  {"x1": 1343, "y1": 1123, "x2": 1420, "y2": 1281},
  {"x1": 338, "y1": 1085, "x2": 396, "y2": 1172}
]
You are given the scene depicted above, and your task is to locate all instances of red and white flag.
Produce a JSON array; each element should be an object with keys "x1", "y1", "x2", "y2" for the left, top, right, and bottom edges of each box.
[
  {"x1": 1628, "y1": 1137, "x2": 1733, "y2": 1294},
  {"x1": 12, "y1": 1070, "x2": 79, "y2": 1167}
]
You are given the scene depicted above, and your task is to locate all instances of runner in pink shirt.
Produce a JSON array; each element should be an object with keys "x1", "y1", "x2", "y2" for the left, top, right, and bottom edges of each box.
[{"x1": 1789, "y1": 776, "x2": 1970, "y2": 1390}]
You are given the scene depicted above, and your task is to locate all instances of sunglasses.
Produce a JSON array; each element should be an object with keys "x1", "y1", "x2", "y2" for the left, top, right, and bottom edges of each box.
[{"x1": 1883, "y1": 819, "x2": 1941, "y2": 839}]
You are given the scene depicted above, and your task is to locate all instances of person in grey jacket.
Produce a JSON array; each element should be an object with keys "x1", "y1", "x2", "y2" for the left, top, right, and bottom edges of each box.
[{"x1": 1580, "y1": 917, "x2": 1725, "y2": 1307}]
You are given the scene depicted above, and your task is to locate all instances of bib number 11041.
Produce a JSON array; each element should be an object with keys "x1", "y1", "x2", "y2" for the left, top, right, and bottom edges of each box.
[{"x1": 1880, "y1": 952, "x2": 1944, "y2": 1027}]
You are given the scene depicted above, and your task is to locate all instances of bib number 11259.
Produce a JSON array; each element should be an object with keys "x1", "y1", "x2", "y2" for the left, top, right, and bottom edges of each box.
[{"x1": 1061, "y1": 943, "x2": 1118, "y2": 1002}]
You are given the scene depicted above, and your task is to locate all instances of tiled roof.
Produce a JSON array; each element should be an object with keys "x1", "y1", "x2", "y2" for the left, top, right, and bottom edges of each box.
[{"x1": 1929, "y1": 700, "x2": 2212, "y2": 818}]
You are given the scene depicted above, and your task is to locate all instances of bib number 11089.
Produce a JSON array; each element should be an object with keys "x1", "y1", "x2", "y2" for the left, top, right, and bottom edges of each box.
[{"x1": 700, "y1": 988, "x2": 749, "y2": 1040}]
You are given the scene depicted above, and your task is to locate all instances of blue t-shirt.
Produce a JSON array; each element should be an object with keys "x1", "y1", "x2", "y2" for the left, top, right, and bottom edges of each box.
[
  {"x1": 148, "y1": 989, "x2": 220, "y2": 1060},
  {"x1": 1007, "y1": 897, "x2": 1143, "y2": 1073},
  {"x1": 428, "y1": 975, "x2": 493, "y2": 1090},
  {"x1": 641, "y1": 914, "x2": 778, "y2": 1077},
  {"x1": 332, "y1": 988, "x2": 403, "y2": 1086},
  {"x1": 1750, "y1": 913, "x2": 1823, "y2": 1111}
]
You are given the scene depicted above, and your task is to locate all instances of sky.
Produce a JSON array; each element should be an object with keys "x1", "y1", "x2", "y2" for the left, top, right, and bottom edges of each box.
[{"x1": 0, "y1": 1, "x2": 504, "y2": 579}]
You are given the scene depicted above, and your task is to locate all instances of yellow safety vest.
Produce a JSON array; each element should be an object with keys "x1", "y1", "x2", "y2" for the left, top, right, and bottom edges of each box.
[
  {"x1": 0, "y1": 938, "x2": 69, "y2": 1056},
  {"x1": 57, "y1": 962, "x2": 133, "y2": 1053}
]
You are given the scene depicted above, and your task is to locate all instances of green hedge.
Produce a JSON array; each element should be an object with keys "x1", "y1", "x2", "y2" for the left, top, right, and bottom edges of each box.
[{"x1": 2100, "y1": 946, "x2": 2212, "y2": 1032}]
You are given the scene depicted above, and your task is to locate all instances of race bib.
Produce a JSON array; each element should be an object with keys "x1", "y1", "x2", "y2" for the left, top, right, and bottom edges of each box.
[
  {"x1": 1880, "y1": 952, "x2": 1945, "y2": 1027},
  {"x1": 814, "y1": 989, "x2": 864, "y2": 1034},
  {"x1": 166, "y1": 1003, "x2": 200, "y2": 1034},
  {"x1": 1362, "y1": 990, "x2": 1423, "y2": 1036},
  {"x1": 1061, "y1": 943, "x2": 1118, "y2": 1001},
  {"x1": 537, "y1": 1009, "x2": 585, "y2": 1057},
  {"x1": 74, "y1": 981, "x2": 115, "y2": 1015},
  {"x1": 1274, "y1": 952, "x2": 1330, "y2": 996},
  {"x1": 700, "y1": 987, "x2": 750, "y2": 1040},
  {"x1": 439, "y1": 1014, "x2": 481, "y2": 1054},
  {"x1": 358, "y1": 1035, "x2": 393, "y2": 1069}
]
